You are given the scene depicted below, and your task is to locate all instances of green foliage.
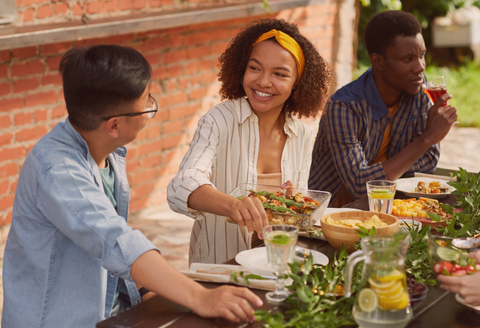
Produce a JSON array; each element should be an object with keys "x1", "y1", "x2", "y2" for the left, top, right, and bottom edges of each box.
[
  {"x1": 356, "y1": 225, "x2": 376, "y2": 238},
  {"x1": 231, "y1": 271, "x2": 269, "y2": 285},
  {"x1": 255, "y1": 249, "x2": 359, "y2": 328},
  {"x1": 402, "y1": 218, "x2": 437, "y2": 286},
  {"x1": 434, "y1": 168, "x2": 480, "y2": 236}
]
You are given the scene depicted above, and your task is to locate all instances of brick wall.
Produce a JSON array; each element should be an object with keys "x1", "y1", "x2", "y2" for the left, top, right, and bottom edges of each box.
[
  {"x1": 13, "y1": 0, "x2": 230, "y2": 26},
  {"x1": 0, "y1": 0, "x2": 339, "y2": 229}
]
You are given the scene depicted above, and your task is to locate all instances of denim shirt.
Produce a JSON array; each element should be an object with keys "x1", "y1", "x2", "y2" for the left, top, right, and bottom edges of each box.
[{"x1": 2, "y1": 119, "x2": 159, "y2": 328}]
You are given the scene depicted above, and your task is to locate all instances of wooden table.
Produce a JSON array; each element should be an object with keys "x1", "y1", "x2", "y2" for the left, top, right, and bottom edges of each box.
[{"x1": 97, "y1": 193, "x2": 480, "y2": 328}]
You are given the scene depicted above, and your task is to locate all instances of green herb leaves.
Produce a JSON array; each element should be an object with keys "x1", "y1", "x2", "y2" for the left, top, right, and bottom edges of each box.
[{"x1": 254, "y1": 248, "x2": 359, "y2": 328}]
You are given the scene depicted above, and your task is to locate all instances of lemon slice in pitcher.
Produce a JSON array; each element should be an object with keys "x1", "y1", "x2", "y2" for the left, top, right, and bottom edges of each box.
[
  {"x1": 368, "y1": 277, "x2": 397, "y2": 290},
  {"x1": 376, "y1": 270, "x2": 404, "y2": 283},
  {"x1": 358, "y1": 288, "x2": 378, "y2": 313}
]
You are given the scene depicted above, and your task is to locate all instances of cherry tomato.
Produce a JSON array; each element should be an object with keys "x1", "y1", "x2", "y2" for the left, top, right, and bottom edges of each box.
[
  {"x1": 434, "y1": 261, "x2": 453, "y2": 275},
  {"x1": 464, "y1": 265, "x2": 476, "y2": 274},
  {"x1": 452, "y1": 269, "x2": 467, "y2": 276}
]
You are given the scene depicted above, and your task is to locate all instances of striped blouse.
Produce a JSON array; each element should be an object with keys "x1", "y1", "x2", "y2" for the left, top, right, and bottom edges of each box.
[
  {"x1": 167, "y1": 97, "x2": 313, "y2": 264},
  {"x1": 309, "y1": 68, "x2": 439, "y2": 204}
]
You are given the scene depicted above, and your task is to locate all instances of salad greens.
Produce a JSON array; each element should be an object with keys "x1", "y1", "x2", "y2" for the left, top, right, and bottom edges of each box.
[{"x1": 250, "y1": 190, "x2": 306, "y2": 210}]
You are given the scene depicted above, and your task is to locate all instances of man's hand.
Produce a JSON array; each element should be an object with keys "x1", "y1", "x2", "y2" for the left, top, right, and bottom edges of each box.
[
  {"x1": 229, "y1": 196, "x2": 268, "y2": 239},
  {"x1": 132, "y1": 251, "x2": 264, "y2": 324},
  {"x1": 192, "y1": 285, "x2": 263, "y2": 323},
  {"x1": 423, "y1": 93, "x2": 457, "y2": 145},
  {"x1": 438, "y1": 251, "x2": 480, "y2": 306}
]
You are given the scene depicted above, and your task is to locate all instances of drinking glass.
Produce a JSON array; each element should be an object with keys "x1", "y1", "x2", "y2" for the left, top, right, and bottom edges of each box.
[
  {"x1": 366, "y1": 180, "x2": 396, "y2": 215},
  {"x1": 423, "y1": 76, "x2": 447, "y2": 107},
  {"x1": 263, "y1": 224, "x2": 299, "y2": 303},
  {"x1": 428, "y1": 235, "x2": 477, "y2": 277}
]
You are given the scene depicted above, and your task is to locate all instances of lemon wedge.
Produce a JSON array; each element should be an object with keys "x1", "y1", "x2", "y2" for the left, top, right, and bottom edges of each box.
[{"x1": 358, "y1": 288, "x2": 378, "y2": 313}]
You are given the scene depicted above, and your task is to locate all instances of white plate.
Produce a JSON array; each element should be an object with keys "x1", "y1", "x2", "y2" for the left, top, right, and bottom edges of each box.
[
  {"x1": 314, "y1": 208, "x2": 361, "y2": 227},
  {"x1": 455, "y1": 293, "x2": 480, "y2": 312},
  {"x1": 395, "y1": 177, "x2": 452, "y2": 199},
  {"x1": 235, "y1": 247, "x2": 329, "y2": 274}
]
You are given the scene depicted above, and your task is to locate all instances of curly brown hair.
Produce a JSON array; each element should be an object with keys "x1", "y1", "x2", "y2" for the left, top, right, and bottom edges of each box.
[{"x1": 218, "y1": 18, "x2": 332, "y2": 119}]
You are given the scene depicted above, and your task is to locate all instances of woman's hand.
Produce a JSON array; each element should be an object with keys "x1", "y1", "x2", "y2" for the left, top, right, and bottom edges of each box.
[
  {"x1": 281, "y1": 180, "x2": 295, "y2": 197},
  {"x1": 229, "y1": 196, "x2": 268, "y2": 239},
  {"x1": 438, "y1": 251, "x2": 480, "y2": 306}
]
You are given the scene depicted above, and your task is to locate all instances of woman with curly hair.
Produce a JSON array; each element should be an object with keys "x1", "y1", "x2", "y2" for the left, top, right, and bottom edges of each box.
[{"x1": 167, "y1": 18, "x2": 332, "y2": 264}]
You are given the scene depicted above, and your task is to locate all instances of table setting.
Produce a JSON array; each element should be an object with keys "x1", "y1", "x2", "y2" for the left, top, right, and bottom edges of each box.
[{"x1": 97, "y1": 168, "x2": 480, "y2": 328}]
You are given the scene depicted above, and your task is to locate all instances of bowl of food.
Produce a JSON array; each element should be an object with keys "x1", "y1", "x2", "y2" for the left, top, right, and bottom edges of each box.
[
  {"x1": 320, "y1": 211, "x2": 398, "y2": 253},
  {"x1": 429, "y1": 236, "x2": 479, "y2": 276},
  {"x1": 407, "y1": 278, "x2": 428, "y2": 310},
  {"x1": 228, "y1": 183, "x2": 331, "y2": 231}
]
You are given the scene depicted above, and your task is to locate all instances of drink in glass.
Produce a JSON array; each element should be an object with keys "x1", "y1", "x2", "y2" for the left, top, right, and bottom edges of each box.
[
  {"x1": 366, "y1": 180, "x2": 396, "y2": 215},
  {"x1": 423, "y1": 76, "x2": 447, "y2": 107},
  {"x1": 263, "y1": 224, "x2": 298, "y2": 303}
]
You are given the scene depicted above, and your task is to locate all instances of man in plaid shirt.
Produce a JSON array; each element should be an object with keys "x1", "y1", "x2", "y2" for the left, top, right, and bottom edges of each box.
[{"x1": 309, "y1": 10, "x2": 458, "y2": 207}]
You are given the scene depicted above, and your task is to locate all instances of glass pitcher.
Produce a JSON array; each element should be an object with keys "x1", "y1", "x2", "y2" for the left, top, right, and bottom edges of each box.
[{"x1": 344, "y1": 235, "x2": 412, "y2": 328}]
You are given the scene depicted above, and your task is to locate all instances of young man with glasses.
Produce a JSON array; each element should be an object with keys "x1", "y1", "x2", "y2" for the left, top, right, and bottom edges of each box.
[{"x1": 2, "y1": 45, "x2": 262, "y2": 328}]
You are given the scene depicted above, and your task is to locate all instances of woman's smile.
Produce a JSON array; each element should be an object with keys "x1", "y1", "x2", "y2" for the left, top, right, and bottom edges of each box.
[{"x1": 243, "y1": 40, "x2": 297, "y2": 114}]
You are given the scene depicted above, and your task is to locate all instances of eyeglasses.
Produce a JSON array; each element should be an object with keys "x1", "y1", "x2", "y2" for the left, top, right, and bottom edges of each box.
[{"x1": 101, "y1": 94, "x2": 158, "y2": 120}]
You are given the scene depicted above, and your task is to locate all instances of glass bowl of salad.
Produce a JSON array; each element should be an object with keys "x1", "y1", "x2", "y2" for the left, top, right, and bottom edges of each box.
[
  {"x1": 228, "y1": 183, "x2": 331, "y2": 231},
  {"x1": 428, "y1": 235, "x2": 478, "y2": 277}
]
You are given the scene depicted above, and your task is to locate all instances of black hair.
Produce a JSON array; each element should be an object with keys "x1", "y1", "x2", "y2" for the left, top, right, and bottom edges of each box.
[
  {"x1": 59, "y1": 45, "x2": 152, "y2": 131},
  {"x1": 364, "y1": 10, "x2": 422, "y2": 57}
]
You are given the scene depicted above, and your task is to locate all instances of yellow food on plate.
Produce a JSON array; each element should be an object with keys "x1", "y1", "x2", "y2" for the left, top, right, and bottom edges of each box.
[
  {"x1": 392, "y1": 198, "x2": 428, "y2": 218},
  {"x1": 392, "y1": 197, "x2": 451, "y2": 221},
  {"x1": 324, "y1": 215, "x2": 388, "y2": 229}
]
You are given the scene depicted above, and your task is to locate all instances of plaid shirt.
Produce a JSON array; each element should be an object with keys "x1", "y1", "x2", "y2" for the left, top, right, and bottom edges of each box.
[{"x1": 309, "y1": 68, "x2": 439, "y2": 203}]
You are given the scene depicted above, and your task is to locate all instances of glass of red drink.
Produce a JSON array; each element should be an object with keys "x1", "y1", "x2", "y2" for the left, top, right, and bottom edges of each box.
[{"x1": 423, "y1": 76, "x2": 447, "y2": 107}]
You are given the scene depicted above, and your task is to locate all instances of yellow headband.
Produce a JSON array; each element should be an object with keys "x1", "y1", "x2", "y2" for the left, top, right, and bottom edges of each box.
[{"x1": 251, "y1": 29, "x2": 305, "y2": 84}]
